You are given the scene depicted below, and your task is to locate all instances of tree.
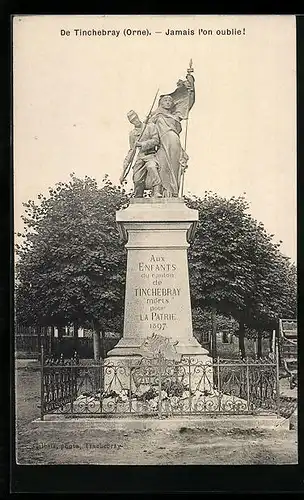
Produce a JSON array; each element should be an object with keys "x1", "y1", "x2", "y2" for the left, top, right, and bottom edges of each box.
[
  {"x1": 186, "y1": 192, "x2": 297, "y2": 357},
  {"x1": 192, "y1": 307, "x2": 239, "y2": 356},
  {"x1": 15, "y1": 174, "x2": 130, "y2": 359}
]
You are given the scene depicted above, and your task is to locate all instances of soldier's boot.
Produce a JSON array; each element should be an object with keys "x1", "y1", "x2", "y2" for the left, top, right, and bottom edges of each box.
[
  {"x1": 152, "y1": 184, "x2": 162, "y2": 198},
  {"x1": 133, "y1": 184, "x2": 145, "y2": 198}
]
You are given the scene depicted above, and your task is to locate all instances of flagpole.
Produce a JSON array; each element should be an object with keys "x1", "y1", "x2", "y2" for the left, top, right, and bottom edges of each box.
[{"x1": 179, "y1": 59, "x2": 194, "y2": 198}]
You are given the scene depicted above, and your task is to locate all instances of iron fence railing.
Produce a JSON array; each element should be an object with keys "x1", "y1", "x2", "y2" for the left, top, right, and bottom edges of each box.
[{"x1": 40, "y1": 344, "x2": 280, "y2": 420}]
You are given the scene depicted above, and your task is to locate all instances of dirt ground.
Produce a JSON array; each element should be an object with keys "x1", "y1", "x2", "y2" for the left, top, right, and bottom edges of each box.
[{"x1": 15, "y1": 360, "x2": 298, "y2": 466}]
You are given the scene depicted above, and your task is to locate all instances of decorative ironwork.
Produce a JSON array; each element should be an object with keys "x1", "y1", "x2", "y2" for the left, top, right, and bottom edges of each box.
[
  {"x1": 40, "y1": 348, "x2": 280, "y2": 420},
  {"x1": 279, "y1": 318, "x2": 297, "y2": 388},
  {"x1": 40, "y1": 348, "x2": 80, "y2": 418}
]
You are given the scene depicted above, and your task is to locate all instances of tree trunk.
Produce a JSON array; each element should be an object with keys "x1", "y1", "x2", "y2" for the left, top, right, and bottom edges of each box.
[
  {"x1": 41, "y1": 326, "x2": 47, "y2": 357},
  {"x1": 253, "y1": 339, "x2": 257, "y2": 359},
  {"x1": 57, "y1": 326, "x2": 65, "y2": 357},
  {"x1": 257, "y1": 331, "x2": 262, "y2": 358},
  {"x1": 269, "y1": 329, "x2": 276, "y2": 355},
  {"x1": 93, "y1": 330, "x2": 101, "y2": 362},
  {"x1": 58, "y1": 326, "x2": 64, "y2": 341},
  {"x1": 238, "y1": 321, "x2": 246, "y2": 358},
  {"x1": 211, "y1": 308, "x2": 217, "y2": 358},
  {"x1": 93, "y1": 327, "x2": 102, "y2": 393},
  {"x1": 49, "y1": 326, "x2": 54, "y2": 355},
  {"x1": 37, "y1": 325, "x2": 41, "y2": 358},
  {"x1": 100, "y1": 328, "x2": 106, "y2": 359}
]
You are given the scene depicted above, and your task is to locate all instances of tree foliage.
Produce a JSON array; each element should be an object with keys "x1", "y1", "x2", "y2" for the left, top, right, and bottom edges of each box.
[
  {"x1": 15, "y1": 174, "x2": 129, "y2": 331},
  {"x1": 192, "y1": 307, "x2": 238, "y2": 336},
  {"x1": 186, "y1": 192, "x2": 297, "y2": 332}
]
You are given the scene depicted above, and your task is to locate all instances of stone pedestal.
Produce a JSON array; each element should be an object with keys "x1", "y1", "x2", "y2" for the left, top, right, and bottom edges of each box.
[{"x1": 106, "y1": 198, "x2": 210, "y2": 366}]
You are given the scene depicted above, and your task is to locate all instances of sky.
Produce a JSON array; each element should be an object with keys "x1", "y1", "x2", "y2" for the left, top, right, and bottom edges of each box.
[{"x1": 13, "y1": 15, "x2": 296, "y2": 262}]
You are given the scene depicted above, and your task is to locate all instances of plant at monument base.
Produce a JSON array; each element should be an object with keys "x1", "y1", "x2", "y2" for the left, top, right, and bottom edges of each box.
[
  {"x1": 161, "y1": 379, "x2": 185, "y2": 397},
  {"x1": 15, "y1": 173, "x2": 130, "y2": 360},
  {"x1": 136, "y1": 387, "x2": 159, "y2": 402},
  {"x1": 185, "y1": 192, "x2": 297, "y2": 357}
]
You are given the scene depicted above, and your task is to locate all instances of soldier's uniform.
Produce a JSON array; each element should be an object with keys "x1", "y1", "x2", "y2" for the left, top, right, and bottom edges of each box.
[{"x1": 124, "y1": 117, "x2": 162, "y2": 198}]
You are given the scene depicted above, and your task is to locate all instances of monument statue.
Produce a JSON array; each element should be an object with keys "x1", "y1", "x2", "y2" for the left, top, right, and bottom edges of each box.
[
  {"x1": 106, "y1": 61, "x2": 212, "y2": 393},
  {"x1": 120, "y1": 60, "x2": 195, "y2": 198}
]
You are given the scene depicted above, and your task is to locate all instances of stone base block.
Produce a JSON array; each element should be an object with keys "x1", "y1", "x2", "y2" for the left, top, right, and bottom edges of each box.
[
  {"x1": 38, "y1": 414, "x2": 289, "y2": 431},
  {"x1": 107, "y1": 335, "x2": 210, "y2": 358}
]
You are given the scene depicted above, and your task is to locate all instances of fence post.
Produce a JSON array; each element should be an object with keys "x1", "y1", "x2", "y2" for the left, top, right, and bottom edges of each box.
[
  {"x1": 275, "y1": 339, "x2": 280, "y2": 417},
  {"x1": 246, "y1": 356, "x2": 250, "y2": 413},
  {"x1": 59, "y1": 353, "x2": 64, "y2": 405},
  {"x1": 40, "y1": 343, "x2": 44, "y2": 421},
  {"x1": 188, "y1": 357, "x2": 192, "y2": 413},
  {"x1": 100, "y1": 357, "x2": 104, "y2": 414},
  {"x1": 217, "y1": 356, "x2": 221, "y2": 411},
  {"x1": 70, "y1": 352, "x2": 78, "y2": 417},
  {"x1": 128, "y1": 360, "x2": 132, "y2": 414}
]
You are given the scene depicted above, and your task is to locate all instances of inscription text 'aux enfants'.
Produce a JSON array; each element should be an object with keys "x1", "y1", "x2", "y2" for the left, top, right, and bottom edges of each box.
[{"x1": 135, "y1": 254, "x2": 180, "y2": 332}]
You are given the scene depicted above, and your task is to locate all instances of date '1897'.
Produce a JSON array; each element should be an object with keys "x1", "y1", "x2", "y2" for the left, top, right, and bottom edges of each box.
[{"x1": 150, "y1": 323, "x2": 166, "y2": 331}]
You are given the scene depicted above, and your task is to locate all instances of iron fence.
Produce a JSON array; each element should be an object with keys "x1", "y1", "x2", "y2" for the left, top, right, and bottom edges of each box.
[{"x1": 40, "y1": 345, "x2": 280, "y2": 420}]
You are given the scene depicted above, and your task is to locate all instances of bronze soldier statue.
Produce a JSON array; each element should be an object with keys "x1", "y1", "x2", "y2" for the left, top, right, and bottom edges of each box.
[{"x1": 120, "y1": 110, "x2": 162, "y2": 198}]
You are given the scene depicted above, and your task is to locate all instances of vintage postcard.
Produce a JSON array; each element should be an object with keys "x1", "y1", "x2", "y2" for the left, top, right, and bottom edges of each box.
[{"x1": 13, "y1": 14, "x2": 297, "y2": 470}]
